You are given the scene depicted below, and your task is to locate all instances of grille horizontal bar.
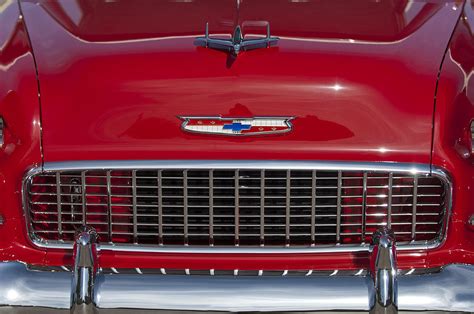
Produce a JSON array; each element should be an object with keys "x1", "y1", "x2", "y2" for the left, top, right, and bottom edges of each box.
[{"x1": 24, "y1": 161, "x2": 450, "y2": 252}]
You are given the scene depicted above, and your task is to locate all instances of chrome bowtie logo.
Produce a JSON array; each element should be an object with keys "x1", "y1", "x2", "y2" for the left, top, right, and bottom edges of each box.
[
  {"x1": 179, "y1": 116, "x2": 294, "y2": 136},
  {"x1": 194, "y1": 22, "x2": 279, "y2": 56}
]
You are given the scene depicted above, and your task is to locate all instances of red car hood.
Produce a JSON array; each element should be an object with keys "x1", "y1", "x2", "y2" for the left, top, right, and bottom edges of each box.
[{"x1": 20, "y1": 0, "x2": 462, "y2": 163}]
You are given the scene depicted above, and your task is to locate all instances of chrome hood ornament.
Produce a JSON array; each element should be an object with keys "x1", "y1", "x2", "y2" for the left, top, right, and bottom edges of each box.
[
  {"x1": 179, "y1": 116, "x2": 294, "y2": 136},
  {"x1": 194, "y1": 23, "x2": 279, "y2": 55}
]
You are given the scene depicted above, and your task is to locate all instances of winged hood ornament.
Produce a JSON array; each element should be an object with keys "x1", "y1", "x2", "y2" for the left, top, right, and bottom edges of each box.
[{"x1": 194, "y1": 22, "x2": 279, "y2": 55}]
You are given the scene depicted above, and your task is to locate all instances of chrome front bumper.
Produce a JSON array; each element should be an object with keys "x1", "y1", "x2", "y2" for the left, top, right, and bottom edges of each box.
[
  {"x1": 0, "y1": 262, "x2": 473, "y2": 313},
  {"x1": 0, "y1": 228, "x2": 473, "y2": 313}
]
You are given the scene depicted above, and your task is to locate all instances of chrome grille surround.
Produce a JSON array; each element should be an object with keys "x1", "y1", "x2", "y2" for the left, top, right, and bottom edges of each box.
[{"x1": 23, "y1": 161, "x2": 451, "y2": 253}]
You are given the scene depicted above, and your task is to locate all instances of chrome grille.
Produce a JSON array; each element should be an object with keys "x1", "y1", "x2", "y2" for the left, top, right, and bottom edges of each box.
[{"x1": 25, "y1": 162, "x2": 449, "y2": 250}]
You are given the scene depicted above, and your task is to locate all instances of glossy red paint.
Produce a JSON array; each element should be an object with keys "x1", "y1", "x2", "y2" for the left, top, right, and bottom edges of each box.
[
  {"x1": 20, "y1": 0, "x2": 460, "y2": 163},
  {"x1": 0, "y1": 0, "x2": 472, "y2": 271},
  {"x1": 428, "y1": 0, "x2": 474, "y2": 267},
  {"x1": 0, "y1": 1, "x2": 44, "y2": 264}
]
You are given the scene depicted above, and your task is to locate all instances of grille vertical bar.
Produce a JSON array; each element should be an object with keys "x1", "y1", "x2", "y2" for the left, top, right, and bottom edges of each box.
[
  {"x1": 26, "y1": 164, "x2": 449, "y2": 250},
  {"x1": 183, "y1": 170, "x2": 188, "y2": 246},
  {"x1": 55, "y1": 172, "x2": 62, "y2": 240},
  {"x1": 411, "y1": 175, "x2": 418, "y2": 241},
  {"x1": 158, "y1": 170, "x2": 163, "y2": 246},
  {"x1": 234, "y1": 170, "x2": 239, "y2": 246},
  {"x1": 260, "y1": 169, "x2": 265, "y2": 246},
  {"x1": 361, "y1": 173, "x2": 367, "y2": 243},
  {"x1": 209, "y1": 169, "x2": 214, "y2": 246},
  {"x1": 387, "y1": 173, "x2": 393, "y2": 229},
  {"x1": 285, "y1": 169, "x2": 291, "y2": 246},
  {"x1": 81, "y1": 171, "x2": 86, "y2": 225},
  {"x1": 132, "y1": 170, "x2": 138, "y2": 244},
  {"x1": 336, "y1": 171, "x2": 342, "y2": 243},
  {"x1": 311, "y1": 170, "x2": 316, "y2": 246},
  {"x1": 106, "y1": 171, "x2": 112, "y2": 242}
]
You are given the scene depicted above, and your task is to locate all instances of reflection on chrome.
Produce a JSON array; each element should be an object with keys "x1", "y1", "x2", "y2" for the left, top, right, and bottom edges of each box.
[
  {"x1": 0, "y1": 262, "x2": 472, "y2": 312},
  {"x1": 71, "y1": 226, "x2": 98, "y2": 314},
  {"x1": 370, "y1": 228, "x2": 398, "y2": 314}
]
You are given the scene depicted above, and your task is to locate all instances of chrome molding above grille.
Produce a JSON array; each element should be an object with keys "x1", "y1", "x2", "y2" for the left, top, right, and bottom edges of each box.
[{"x1": 22, "y1": 160, "x2": 452, "y2": 254}]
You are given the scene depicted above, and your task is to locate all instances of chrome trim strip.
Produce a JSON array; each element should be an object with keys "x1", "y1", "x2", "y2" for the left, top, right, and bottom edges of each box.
[
  {"x1": 0, "y1": 262, "x2": 472, "y2": 312},
  {"x1": 43, "y1": 160, "x2": 434, "y2": 172},
  {"x1": 24, "y1": 241, "x2": 439, "y2": 254},
  {"x1": 22, "y1": 160, "x2": 452, "y2": 254}
]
